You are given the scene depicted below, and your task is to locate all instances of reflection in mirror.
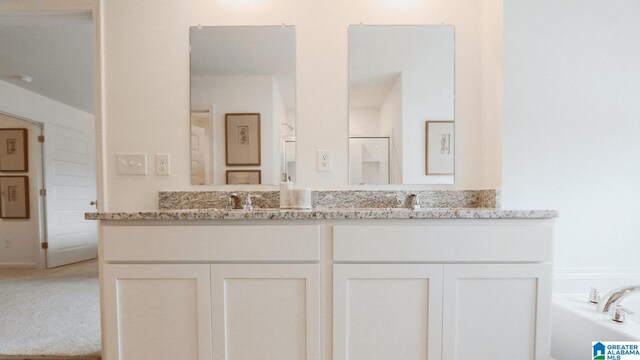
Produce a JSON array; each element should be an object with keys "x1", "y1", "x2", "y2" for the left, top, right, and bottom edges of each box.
[
  {"x1": 348, "y1": 25, "x2": 455, "y2": 185},
  {"x1": 190, "y1": 26, "x2": 296, "y2": 185}
]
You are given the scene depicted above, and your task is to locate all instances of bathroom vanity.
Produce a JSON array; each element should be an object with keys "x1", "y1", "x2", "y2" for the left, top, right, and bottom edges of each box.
[{"x1": 90, "y1": 207, "x2": 556, "y2": 360}]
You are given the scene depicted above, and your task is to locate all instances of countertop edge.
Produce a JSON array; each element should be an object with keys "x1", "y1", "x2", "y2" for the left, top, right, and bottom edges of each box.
[{"x1": 85, "y1": 208, "x2": 559, "y2": 221}]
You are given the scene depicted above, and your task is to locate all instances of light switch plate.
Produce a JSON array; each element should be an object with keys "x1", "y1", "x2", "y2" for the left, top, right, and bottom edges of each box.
[{"x1": 116, "y1": 153, "x2": 147, "y2": 175}]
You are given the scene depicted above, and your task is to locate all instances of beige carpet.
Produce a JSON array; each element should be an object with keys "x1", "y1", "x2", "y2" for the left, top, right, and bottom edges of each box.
[{"x1": 0, "y1": 260, "x2": 101, "y2": 358}]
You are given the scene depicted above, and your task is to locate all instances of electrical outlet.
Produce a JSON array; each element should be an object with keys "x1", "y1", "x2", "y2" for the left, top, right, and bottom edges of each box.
[
  {"x1": 317, "y1": 150, "x2": 332, "y2": 172},
  {"x1": 116, "y1": 153, "x2": 147, "y2": 175},
  {"x1": 156, "y1": 153, "x2": 170, "y2": 176}
]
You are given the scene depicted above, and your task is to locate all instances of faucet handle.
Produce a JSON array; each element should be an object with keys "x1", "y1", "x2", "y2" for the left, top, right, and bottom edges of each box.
[
  {"x1": 407, "y1": 193, "x2": 421, "y2": 210},
  {"x1": 589, "y1": 287, "x2": 600, "y2": 304},
  {"x1": 612, "y1": 305, "x2": 634, "y2": 324},
  {"x1": 243, "y1": 194, "x2": 261, "y2": 211}
]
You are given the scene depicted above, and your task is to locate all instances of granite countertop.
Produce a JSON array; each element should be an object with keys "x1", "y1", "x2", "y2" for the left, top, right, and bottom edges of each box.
[{"x1": 85, "y1": 208, "x2": 558, "y2": 221}]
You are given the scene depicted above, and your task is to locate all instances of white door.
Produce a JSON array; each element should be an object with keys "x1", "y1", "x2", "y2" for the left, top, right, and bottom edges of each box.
[
  {"x1": 442, "y1": 264, "x2": 552, "y2": 360},
  {"x1": 103, "y1": 264, "x2": 213, "y2": 360},
  {"x1": 333, "y1": 264, "x2": 444, "y2": 360},
  {"x1": 211, "y1": 264, "x2": 320, "y2": 360},
  {"x1": 43, "y1": 122, "x2": 97, "y2": 268}
]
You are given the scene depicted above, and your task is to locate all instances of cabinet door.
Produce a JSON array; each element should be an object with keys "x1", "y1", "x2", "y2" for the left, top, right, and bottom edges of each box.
[
  {"x1": 333, "y1": 264, "x2": 444, "y2": 360},
  {"x1": 103, "y1": 264, "x2": 212, "y2": 360},
  {"x1": 442, "y1": 264, "x2": 552, "y2": 360},
  {"x1": 211, "y1": 264, "x2": 320, "y2": 360}
]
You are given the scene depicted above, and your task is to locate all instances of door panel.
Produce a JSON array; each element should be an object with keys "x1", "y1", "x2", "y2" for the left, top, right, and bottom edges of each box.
[
  {"x1": 442, "y1": 264, "x2": 552, "y2": 360},
  {"x1": 333, "y1": 264, "x2": 443, "y2": 360},
  {"x1": 43, "y1": 122, "x2": 97, "y2": 267},
  {"x1": 103, "y1": 264, "x2": 212, "y2": 360},
  {"x1": 211, "y1": 264, "x2": 320, "y2": 360}
]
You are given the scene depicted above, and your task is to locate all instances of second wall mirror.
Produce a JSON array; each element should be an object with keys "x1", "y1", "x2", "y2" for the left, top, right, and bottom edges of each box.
[
  {"x1": 190, "y1": 25, "x2": 296, "y2": 185},
  {"x1": 348, "y1": 25, "x2": 455, "y2": 185}
]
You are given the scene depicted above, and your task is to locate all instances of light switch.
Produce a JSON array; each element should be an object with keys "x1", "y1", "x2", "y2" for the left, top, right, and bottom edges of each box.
[{"x1": 116, "y1": 153, "x2": 147, "y2": 175}]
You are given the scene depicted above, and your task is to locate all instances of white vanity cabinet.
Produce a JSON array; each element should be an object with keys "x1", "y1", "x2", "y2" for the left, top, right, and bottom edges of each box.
[
  {"x1": 332, "y1": 221, "x2": 553, "y2": 360},
  {"x1": 99, "y1": 218, "x2": 554, "y2": 360},
  {"x1": 101, "y1": 223, "x2": 322, "y2": 360}
]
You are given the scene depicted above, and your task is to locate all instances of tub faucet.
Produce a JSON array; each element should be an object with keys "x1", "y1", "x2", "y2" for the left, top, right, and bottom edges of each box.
[{"x1": 597, "y1": 285, "x2": 640, "y2": 313}]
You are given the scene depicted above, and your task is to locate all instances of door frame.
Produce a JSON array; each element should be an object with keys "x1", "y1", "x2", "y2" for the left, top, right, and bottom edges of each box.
[{"x1": 0, "y1": 0, "x2": 105, "y2": 213}]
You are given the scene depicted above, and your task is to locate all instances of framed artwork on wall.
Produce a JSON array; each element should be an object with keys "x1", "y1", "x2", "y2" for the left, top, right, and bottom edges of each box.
[
  {"x1": 0, "y1": 128, "x2": 28, "y2": 172},
  {"x1": 225, "y1": 113, "x2": 261, "y2": 166},
  {"x1": 0, "y1": 176, "x2": 30, "y2": 219},
  {"x1": 425, "y1": 121, "x2": 454, "y2": 175},
  {"x1": 226, "y1": 170, "x2": 261, "y2": 185}
]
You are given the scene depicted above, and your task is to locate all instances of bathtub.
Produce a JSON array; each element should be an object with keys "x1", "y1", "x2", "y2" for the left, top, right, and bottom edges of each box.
[{"x1": 552, "y1": 294, "x2": 640, "y2": 360}]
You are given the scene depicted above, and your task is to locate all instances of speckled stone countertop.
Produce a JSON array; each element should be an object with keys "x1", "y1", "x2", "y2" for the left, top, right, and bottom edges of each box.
[{"x1": 85, "y1": 208, "x2": 558, "y2": 221}]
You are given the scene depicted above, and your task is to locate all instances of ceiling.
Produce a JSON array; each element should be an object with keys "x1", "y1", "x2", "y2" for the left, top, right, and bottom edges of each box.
[
  {"x1": 190, "y1": 26, "x2": 296, "y2": 109},
  {"x1": 0, "y1": 12, "x2": 94, "y2": 114}
]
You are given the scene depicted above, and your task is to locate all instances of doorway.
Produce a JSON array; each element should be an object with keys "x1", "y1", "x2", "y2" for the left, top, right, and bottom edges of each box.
[
  {"x1": 0, "y1": 10, "x2": 99, "y2": 269},
  {"x1": 0, "y1": 6, "x2": 102, "y2": 358}
]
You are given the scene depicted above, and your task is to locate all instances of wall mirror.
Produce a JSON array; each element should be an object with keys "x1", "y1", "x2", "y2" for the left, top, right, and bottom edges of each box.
[
  {"x1": 348, "y1": 25, "x2": 455, "y2": 185},
  {"x1": 190, "y1": 26, "x2": 296, "y2": 185}
]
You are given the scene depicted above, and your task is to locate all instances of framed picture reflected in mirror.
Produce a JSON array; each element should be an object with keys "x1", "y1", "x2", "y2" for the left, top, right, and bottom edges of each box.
[
  {"x1": 425, "y1": 121, "x2": 454, "y2": 175},
  {"x1": 225, "y1": 113, "x2": 261, "y2": 166},
  {"x1": 226, "y1": 170, "x2": 261, "y2": 185}
]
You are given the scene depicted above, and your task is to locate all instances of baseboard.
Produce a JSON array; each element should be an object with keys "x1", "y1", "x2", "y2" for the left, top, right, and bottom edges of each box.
[
  {"x1": 0, "y1": 263, "x2": 37, "y2": 269},
  {"x1": 554, "y1": 267, "x2": 640, "y2": 294}
]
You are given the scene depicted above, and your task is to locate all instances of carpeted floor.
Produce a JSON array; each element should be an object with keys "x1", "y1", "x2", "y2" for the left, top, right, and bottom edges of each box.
[{"x1": 0, "y1": 260, "x2": 101, "y2": 358}]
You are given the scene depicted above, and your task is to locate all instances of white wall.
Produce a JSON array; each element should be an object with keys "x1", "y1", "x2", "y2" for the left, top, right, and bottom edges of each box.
[
  {"x1": 0, "y1": 80, "x2": 95, "y2": 268},
  {"x1": 102, "y1": 0, "x2": 502, "y2": 211},
  {"x1": 380, "y1": 76, "x2": 403, "y2": 184},
  {"x1": 502, "y1": 0, "x2": 640, "y2": 292},
  {"x1": 349, "y1": 108, "x2": 381, "y2": 136},
  {"x1": 191, "y1": 75, "x2": 276, "y2": 184},
  {"x1": 272, "y1": 78, "x2": 285, "y2": 184},
  {"x1": 401, "y1": 28, "x2": 455, "y2": 184},
  {"x1": 480, "y1": 0, "x2": 503, "y2": 188}
]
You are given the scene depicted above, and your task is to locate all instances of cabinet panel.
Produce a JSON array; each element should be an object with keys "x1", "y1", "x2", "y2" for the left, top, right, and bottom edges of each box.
[
  {"x1": 442, "y1": 264, "x2": 551, "y2": 360},
  {"x1": 211, "y1": 264, "x2": 320, "y2": 360},
  {"x1": 333, "y1": 224, "x2": 553, "y2": 262},
  {"x1": 103, "y1": 264, "x2": 212, "y2": 360},
  {"x1": 103, "y1": 225, "x2": 320, "y2": 262},
  {"x1": 334, "y1": 264, "x2": 443, "y2": 360}
]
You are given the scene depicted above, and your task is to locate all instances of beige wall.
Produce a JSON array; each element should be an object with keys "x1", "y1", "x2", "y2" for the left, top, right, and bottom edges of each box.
[{"x1": 103, "y1": 0, "x2": 503, "y2": 211}]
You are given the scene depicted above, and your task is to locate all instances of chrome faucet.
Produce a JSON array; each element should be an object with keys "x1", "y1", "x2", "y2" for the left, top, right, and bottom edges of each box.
[
  {"x1": 407, "y1": 194, "x2": 421, "y2": 210},
  {"x1": 226, "y1": 193, "x2": 241, "y2": 210},
  {"x1": 597, "y1": 285, "x2": 640, "y2": 313}
]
